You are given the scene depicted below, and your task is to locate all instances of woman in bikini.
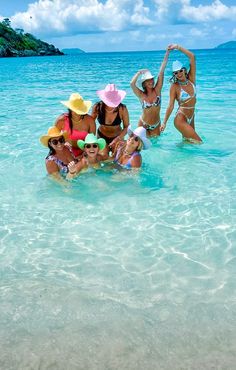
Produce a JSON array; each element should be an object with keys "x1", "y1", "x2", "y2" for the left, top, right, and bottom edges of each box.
[
  {"x1": 112, "y1": 126, "x2": 151, "y2": 170},
  {"x1": 55, "y1": 92, "x2": 96, "y2": 158},
  {"x1": 130, "y1": 48, "x2": 170, "y2": 137},
  {"x1": 161, "y1": 44, "x2": 202, "y2": 142},
  {"x1": 40, "y1": 126, "x2": 77, "y2": 181},
  {"x1": 91, "y1": 84, "x2": 129, "y2": 154}
]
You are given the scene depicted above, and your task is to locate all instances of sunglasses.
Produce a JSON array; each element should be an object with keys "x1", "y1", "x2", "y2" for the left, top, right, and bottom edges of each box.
[
  {"x1": 173, "y1": 69, "x2": 184, "y2": 76},
  {"x1": 85, "y1": 144, "x2": 98, "y2": 149},
  {"x1": 50, "y1": 137, "x2": 65, "y2": 145},
  {"x1": 129, "y1": 134, "x2": 139, "y2": 142}
]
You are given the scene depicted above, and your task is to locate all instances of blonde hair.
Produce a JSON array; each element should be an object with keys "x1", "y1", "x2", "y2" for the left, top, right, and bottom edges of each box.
[{"x1": 137, "y1": 140, "x2": 143, "y2": 152}]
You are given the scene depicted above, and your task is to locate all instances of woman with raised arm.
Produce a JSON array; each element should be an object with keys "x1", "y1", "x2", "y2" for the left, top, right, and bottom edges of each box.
[
  {"x1": 161, "y1": 44, "x2": 202, "y2": 142},
  {"x1": 130, "y1": 48, "x2": 170, "y2": 137}
]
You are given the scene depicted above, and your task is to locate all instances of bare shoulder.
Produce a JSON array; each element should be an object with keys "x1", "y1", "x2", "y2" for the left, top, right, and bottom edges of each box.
[
  {"x1": 86, "y1": 113, "x2": 95, "y2": 122},
  {"x1": 46, "y1": 159, "x2": 59, "y2": 174},
  {"x1": 55, "y1": 113, "x2": 66, "y2": 127},
  {"x1": 131, "y1": 153, "x2": 142, "y2": 168},
  {"x1": 170, "y1": 83, "x2": 178, "y2": 96}
]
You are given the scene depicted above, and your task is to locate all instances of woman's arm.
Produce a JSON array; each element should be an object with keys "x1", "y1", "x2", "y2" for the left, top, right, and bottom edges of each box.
[
  {"x1": 66, "y1": 158, "x2": 86, "y2": 179},
  {"x1": 160, "y1": 84, "x2": 176, "y2": 132},
  {"x1": 155, "y1": 49, "x2": 170, "y2": 92},
  {"x1": 130, "y1": 69, "x2": 148, "y2": 98},
  {"x1": 45, "y1": 160, "x2": 68, "y2": 185},
  {"x1": 168, "y1": 44, "x2": 196, "y2": 84},
  {"x1": 91, "y1": 103, "x2": 99, "y2": 120},
  {"x1": 88, "y1": 115, "x2": 96, "y2": 134},
  {"x1": 130, "y1": 154, "x2": 142, "y2": 168}
]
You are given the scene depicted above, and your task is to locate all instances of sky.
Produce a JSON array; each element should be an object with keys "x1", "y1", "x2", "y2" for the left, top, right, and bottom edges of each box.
[{"x1": 0, "y1": 0, "x2": 236, "y2": 52}]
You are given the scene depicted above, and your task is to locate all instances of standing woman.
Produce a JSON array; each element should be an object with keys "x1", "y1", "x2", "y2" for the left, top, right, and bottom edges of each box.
[
  {"x1": 91, "y1": 84, "x2": 129, "y2": 149},
  {"x1": 55, "y1": 93, "x2": 96, "y2": 158},
  {"x1": 130, "y1": 48, "x2": 170, "y2": 137},
  {"x1": 161, "y1": 44, "x2": 202, "y2": 142}
]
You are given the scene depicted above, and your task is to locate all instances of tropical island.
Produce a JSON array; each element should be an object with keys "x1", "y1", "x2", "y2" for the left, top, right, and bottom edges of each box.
[
  {"x1": 216, "y1": 41, "x2": 236, "y2": 49},
  {"x1": 62, "y1": 48, "x2": 85, "y2": 55},
  {"x1": 0, "y1": 18, "x2": 63, "y2": 57}
]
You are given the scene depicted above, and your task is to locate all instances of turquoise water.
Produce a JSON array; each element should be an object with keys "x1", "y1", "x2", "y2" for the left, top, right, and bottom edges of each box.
[{"x1": 0, "y1": 49, "x2": 236, "y2": 369}]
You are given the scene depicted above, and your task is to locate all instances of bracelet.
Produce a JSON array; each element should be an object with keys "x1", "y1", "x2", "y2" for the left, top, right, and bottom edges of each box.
[{"x1": 69, "y1": 171, "x2": 76, "y2": 175}]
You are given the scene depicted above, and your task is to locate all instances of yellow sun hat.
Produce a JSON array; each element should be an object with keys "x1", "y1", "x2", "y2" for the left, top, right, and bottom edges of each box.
[
  {"x1": 40, "y1": 126, "x2": 68, "y2": 147},
  {"x1": 61, "y1": 93, "x2": 92, "y2": 115}
]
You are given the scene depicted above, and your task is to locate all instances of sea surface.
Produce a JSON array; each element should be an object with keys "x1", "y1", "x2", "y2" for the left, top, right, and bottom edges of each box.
[{"x1": 0, "y1": 48, "x2": 236, "y2": 370}]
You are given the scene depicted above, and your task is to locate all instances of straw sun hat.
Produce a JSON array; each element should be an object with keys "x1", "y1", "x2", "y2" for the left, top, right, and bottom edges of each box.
[
  {"x1": 40, "y1": 126, "x2": 68, "y2": 147},
  {"x1": 61, "y1": 93, "x2": 92, "y2": 115}
]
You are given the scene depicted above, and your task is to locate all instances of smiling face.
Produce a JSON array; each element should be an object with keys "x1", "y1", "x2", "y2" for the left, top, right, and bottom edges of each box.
[
  {"x1": 173, "y1": 68, "x2": 186, "y2": 81},
  {"x1": 143, "y1": 78, "x2": 154, "y2": 89},
  {"x1": 84, "y1": 143, "x2": 99, "y2": 158},
  {"x1": 48, "y1": 136, "x2": 65, "y2": 151},
  {"x1": 127, "y1": 134, "x2": 141, "y2": 152}
]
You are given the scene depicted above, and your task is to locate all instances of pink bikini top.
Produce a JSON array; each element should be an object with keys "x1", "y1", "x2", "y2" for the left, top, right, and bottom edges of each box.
[{"x1": 63, "y1": 113, "x2": 88, "y2": 157}]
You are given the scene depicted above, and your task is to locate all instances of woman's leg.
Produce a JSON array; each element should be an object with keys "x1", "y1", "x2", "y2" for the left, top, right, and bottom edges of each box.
[{"x1": 174, "y1": 113, "x2": 202, "y2": 142}]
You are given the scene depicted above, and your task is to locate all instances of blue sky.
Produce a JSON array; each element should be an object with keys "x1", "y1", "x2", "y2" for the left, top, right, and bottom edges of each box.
[{"x1": 0, "y1": 0, "x2": 235, "y2": 52}]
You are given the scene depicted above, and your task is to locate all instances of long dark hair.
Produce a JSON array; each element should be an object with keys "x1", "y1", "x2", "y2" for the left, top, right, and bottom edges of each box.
[
  {"x1": 96, "y1": 101, "x2": 125, "y2": 115},
  {"x1": 141, "y1": 78, "x2": 156, "y2": 94},
  {"x1": 68, "y1": 109, "x2": 85, "y2": 132},
  {"x1": 46, "y1": 141, "x2": 56, "y2": 158}
]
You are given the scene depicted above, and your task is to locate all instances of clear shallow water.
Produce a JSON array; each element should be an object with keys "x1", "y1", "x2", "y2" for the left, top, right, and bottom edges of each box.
[{"x1": 0, "y1": 49, "x2": 236, "y2": 369}]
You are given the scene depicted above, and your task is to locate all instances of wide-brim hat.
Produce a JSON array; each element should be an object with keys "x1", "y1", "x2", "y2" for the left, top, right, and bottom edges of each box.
[
  {"x1": 77, "y1": 133, "x2": 106, "y2": 151},
  {"x1": 172, "y1": 60, "x2": 184, "y2": 72},
  {"x1": 96, "y1": 84, "x2": 126, "y2": 108},
  {"x1": 140, "y1": 70, "x2": 154, "y2": 83},
  {"x1": 127, "y1": 125, "x2": 151, "y2": 150},
  {"x1": 40, "y1": 126, "x2": 68, "y2": 147},
  {"x1": 61, "y1": 93, "x2": 92, "y2": 115}
]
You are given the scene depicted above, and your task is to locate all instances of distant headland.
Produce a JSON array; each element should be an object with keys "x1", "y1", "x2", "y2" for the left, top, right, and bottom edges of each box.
[
  {"x1": 216, "y1": 41, "x2": 236, "y2": 49},
  {"x1": 0, "y1": 18, "x2": 63, "y2": 57},
  {"x1": 62, "y1": 48, "x2": 85, "y2": 55}
]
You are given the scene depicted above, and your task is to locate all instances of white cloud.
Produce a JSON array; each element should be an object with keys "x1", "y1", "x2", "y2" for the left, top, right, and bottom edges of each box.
[
  {"x1": 190, "y1": 28, "x2": 206, "y2": 37},
  {"x1": 10, "y1": 0, "x2": 153, "y2": 36},
  {"x1": 181, "y1": 0, "x2": 236, "y2": 22},
  {"x1": 153, "y1": 0, "x2": 236, "y2": 23}
]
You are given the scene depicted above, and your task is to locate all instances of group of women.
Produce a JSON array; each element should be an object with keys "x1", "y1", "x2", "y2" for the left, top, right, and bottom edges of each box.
[{"x1": 40, "y1": 44, "x2": 202, "y2": 180}]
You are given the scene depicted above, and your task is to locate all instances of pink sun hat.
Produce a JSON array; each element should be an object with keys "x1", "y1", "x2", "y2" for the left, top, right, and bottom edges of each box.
[{"x1": 96, "y1": 84, "x2": 126, "y2": 108}]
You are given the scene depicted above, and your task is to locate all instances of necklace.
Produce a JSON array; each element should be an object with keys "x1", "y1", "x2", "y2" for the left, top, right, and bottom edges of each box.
[
  {"x1": 123, "y1": 149, "x2": 132, "y2": 157},
  {"x1": 105, "y1": 107, "x2": 114, "y2": 113},
  {"x1": 178, "y1": 79, "x2": 189, "y2": 86}
]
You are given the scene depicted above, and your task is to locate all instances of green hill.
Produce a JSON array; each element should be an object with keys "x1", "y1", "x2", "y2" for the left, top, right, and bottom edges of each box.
[
  {"x1": 216, "y1": 41, "x2": 236, "y2": 49},
  {"x1": 62, "y1": 48, "x2": 85, "y2": 55},
  {"x1": 0, "y1": 18, "x2": 64, "y2": 57}
]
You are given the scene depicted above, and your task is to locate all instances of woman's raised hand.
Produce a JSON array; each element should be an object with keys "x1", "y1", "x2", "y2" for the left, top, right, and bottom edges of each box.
[
  {"x1": 167, "y1": 44, "x2": 178, "y2": 51},
  {"x1": 139, "y1": 69, "x2": 149, "y2": 75}
]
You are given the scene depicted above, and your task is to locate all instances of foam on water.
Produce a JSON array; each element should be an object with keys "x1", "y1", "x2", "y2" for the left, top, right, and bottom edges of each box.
[{"x1": 0, "y1": 49, "x2": 236, "y2": 369}]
